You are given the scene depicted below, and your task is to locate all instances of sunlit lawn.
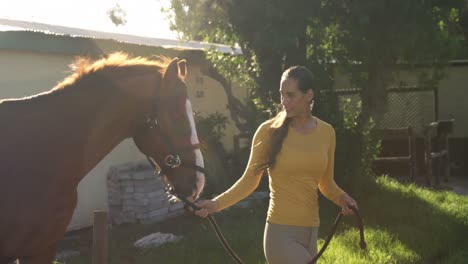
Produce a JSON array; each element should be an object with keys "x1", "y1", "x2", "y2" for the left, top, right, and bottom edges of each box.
[{"x1": 60, "y1": 176, "x2": 468, "y2": 264}]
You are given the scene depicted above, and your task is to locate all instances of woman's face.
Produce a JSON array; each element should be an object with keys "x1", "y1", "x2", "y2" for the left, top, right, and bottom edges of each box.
[{"x1": 280, "y1": 78, "x2": 313, "y2": 117}]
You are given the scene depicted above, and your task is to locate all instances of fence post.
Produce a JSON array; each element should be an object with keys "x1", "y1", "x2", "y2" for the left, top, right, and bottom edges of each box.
[{"x1": 92, "y1": 211, "x2": 108, "y2": 264}]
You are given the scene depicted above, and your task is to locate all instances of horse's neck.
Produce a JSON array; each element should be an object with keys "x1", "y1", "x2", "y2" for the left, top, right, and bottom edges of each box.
[
  {"x1": 68, "y1": 81, "x2": 145, "y2": 180},
  {"x1": 1, "y1": 77, "x2": 143, "y2": 183}
]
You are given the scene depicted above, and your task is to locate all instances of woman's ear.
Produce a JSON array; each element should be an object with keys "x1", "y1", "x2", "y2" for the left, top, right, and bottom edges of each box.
[{"x1": 307, "y1": 89, "x2": 314, "y2": 102}]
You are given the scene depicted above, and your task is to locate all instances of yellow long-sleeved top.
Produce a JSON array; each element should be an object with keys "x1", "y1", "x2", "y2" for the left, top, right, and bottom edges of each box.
[{"x1": 214, "y1": 117, "x2": 345, "y2": 227}]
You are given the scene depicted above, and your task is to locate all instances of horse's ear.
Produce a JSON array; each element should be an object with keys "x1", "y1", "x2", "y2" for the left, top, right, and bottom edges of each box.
[
  {"x1": 178, "y1": 60, "x2": 187, "y2": 80},
  {"x1": 163, "y1": 58, "x2": 180, "y2": 82}
]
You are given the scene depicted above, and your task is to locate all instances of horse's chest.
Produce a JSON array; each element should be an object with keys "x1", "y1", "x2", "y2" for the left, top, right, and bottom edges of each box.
[{"x1": 0, "y1": 188, "x2": 77, "y2": 256}]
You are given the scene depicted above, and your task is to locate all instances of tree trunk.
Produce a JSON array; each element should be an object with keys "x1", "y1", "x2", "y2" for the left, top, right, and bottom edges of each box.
[
  {"x1": 359, "y1": 63, "x2": 390, "y2": 129},
  {"x1": 200, "y1": 63, "x2": 251, "y2": 131}
]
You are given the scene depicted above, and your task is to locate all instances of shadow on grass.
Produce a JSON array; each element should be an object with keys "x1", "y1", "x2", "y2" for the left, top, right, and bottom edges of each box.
[{"x1": 60, "y1": 205, "x2": 269, "y2": 264}]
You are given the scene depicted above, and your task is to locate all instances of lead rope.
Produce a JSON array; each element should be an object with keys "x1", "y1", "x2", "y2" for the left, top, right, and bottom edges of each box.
[
  {"x1": 145, "y1": 156, "x2": 365, "y2": 264},
  {"x1": 309, "y1": 205, "x2": 366, "y2": 264},
  {"x1": 181, "y1": 198, "x2": 366, "y2": 264},
  {"x1": 197, "y1": 204, "x2": 366, "y2": 264},
  {"x1": 146, "y1": 155, "x2": 246, "y2": 263},
  {"x1": 207, "y1": 215, "x2": 245, "y2": 263}
]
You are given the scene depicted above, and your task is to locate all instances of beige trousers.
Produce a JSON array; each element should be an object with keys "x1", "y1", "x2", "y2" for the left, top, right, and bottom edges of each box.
[{"x1": 263, "y1": 222, "x2": 318, "y2": 264}]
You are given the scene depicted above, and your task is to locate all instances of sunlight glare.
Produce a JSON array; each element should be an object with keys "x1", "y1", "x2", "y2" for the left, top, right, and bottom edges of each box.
[{"x1": 0, "y1": 0, "x2": 178, "y2": 39}]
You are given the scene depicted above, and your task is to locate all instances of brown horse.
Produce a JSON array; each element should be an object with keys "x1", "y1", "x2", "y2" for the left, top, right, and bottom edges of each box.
[{"x1": 0, "y1": 53, "x2": 206, "y2": 264}]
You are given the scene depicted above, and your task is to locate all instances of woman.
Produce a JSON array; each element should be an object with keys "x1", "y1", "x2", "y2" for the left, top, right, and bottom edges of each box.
[{"x1": 195, "y1": 66, "x2": 358, "y2": 264}]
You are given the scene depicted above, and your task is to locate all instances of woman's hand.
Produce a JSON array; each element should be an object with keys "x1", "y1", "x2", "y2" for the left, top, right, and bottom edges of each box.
[
  {"x1": 339, "y1": 193, "x2": 358, "y2": 216},
  {"x1": 194, "y1": 199, "x2": 220, "y2": 218}
]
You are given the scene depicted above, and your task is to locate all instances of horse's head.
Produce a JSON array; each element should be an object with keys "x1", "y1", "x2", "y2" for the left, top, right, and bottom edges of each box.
[{"x1": 133, "y1": 58, "x2": 205, "y2": 202}]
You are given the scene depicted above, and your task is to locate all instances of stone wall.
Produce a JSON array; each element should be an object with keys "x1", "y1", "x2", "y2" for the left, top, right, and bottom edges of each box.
[{"x1": 107, "y1": 161, "x2": 184, "y2": 224}]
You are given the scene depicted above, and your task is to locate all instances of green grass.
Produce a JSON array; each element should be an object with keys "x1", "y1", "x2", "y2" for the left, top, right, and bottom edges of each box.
[
  {"x1": 60, "y1": 176, "x2": 468, "y2": 264},
  {"x1": 317, "y1": 176, "x2": 468, "y2": 264}
]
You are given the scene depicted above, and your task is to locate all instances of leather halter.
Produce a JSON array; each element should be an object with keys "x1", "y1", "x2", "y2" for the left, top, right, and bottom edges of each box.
[{"x1": 141, "y1": 102, "x2": 206, "y2": 200}]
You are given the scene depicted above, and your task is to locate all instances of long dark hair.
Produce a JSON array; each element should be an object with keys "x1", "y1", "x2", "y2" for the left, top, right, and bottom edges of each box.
[{"x1": 260, "y1": 66, "x2": 316, "y2": 171}]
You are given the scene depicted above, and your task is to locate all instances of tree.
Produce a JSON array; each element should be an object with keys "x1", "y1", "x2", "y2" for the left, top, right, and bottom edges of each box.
[
  {"x1": 325, "y1": 0, "x2": 466, "y2": 125},
  {"x1": 166, "y1": 0, "x2": 466, "y2": 127},
  {"x1": 166, "y1": 0, "x2": 327, "y2": 114},
  {"x1": 107, "y1": 3, "x2": 127, "y2": 26}
]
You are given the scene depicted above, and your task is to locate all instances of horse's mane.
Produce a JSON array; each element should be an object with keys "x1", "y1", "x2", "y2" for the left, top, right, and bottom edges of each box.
[{"x1": 53, "y1": 52, "x2": 173, "y2": 91}]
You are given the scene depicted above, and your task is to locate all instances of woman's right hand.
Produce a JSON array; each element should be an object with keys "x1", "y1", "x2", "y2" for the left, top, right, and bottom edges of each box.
[{"x1": 194, "y1": 199, "x2": 220, "y2": 218}]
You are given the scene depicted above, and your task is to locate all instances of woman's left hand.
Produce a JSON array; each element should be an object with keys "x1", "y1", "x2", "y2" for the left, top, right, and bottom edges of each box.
[{"x1": 339, "y1": 193, "x2": 358, "y2": 216}]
